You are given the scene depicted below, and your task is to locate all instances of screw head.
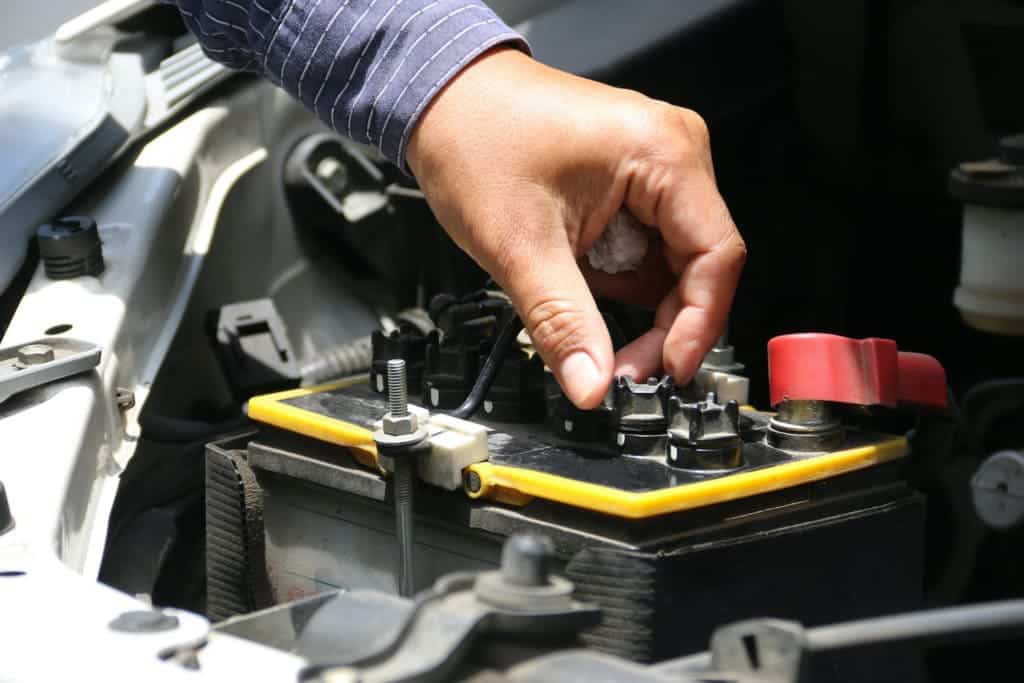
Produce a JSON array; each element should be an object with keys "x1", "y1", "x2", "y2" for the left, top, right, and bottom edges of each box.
[
  {"x1": 17, "y1": 344, "x2": 54, "y2": 366},
  {"x1": 972, "y1": 450, "x2": 1024, "y2": 530}
]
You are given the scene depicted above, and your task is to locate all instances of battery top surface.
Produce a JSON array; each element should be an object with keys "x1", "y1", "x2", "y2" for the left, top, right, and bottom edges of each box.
[{"x1": 248, "y1": 379, "x2": 908, "y2": 518}]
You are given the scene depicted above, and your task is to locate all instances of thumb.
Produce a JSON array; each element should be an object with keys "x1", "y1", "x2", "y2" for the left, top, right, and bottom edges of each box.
[{"x1": 498, "y1": 240, "x2": 614, "y2": 409}]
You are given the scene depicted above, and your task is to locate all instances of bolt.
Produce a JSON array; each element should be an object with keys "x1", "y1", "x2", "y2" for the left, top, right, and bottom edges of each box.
[
  {"x1": 501, "y1": 534, "x2": 553, "y2": 587},
  {"x1": 394, "y1": 460, "x2": 415, "y2": 597},
  {"x1": 382, "y1": 359, "x2": 418, "y2": 435},
  {"x1": 702, "y1": 325, "x2": 743, "y2": 374},
  {"x1": 17, "y1": 343, "x2": 54, "y2": 366},
  {"x1": 116, "y1": 388, "x2": 135, "y2": 411},
  {"x1": 387, "y1": 358, "x2": 408, "y2": 420},
  {"x1": 380, "y1": 358, "x2": 417, "y2": 598}
]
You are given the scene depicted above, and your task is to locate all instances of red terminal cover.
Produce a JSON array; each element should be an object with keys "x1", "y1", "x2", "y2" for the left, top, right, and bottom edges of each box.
[{"x1": 768, "y1": 334, "x2": 948, "y2": 411}]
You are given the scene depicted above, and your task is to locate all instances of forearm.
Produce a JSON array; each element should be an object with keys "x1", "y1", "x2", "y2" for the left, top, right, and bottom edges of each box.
[{"x1": 167, "y1": 0, "x2": 525, "y2": 168}]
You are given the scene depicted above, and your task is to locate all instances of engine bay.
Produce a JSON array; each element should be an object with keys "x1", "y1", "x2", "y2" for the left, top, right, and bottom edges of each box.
[{"x1": 0, "y1": 1, "x2": 1022, "y2": 681}]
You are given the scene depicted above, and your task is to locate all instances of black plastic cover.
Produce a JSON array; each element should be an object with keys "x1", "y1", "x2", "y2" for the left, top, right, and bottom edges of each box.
[
  {"x1": 36, "y1": 216, "x2": 105, "y2": 279},
  {"x1": 210, "y1": 299, "x2": 300, "y2": 399}
]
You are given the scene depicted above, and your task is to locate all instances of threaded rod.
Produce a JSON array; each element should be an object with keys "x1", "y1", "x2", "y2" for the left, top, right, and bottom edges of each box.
[
  {"x1": 393, "y1": 461, "x2": 415, "y2": 597},
  {"x1": 387, "y1": 359, "x2": 408, "y2": 416}
]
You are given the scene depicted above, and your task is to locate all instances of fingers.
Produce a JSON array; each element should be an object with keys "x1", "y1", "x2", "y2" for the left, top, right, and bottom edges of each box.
[
  {"x1": 497, "y1": 239, "x2": 615, "y2": 410},
  {"x1": 657, "y1": 220, "x2": 744, "y2": 381},
  {"x1": 613, "y1": 292, "x2": 681, "y2": 380},
  {"x1": 659, "y1": 195, "x2": 745, "y2": 381},
  {"x1": 621, "y1": 109, "x2": 746, "y2": 384}
]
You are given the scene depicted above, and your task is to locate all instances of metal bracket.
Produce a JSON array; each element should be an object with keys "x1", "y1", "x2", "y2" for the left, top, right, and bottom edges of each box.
[
  {"x1": 0, "y1": 338, "x2": 101, "y2": 406},
  {"x1": 303, "y1": 535, "x2": 601, "y2": 683},
  {"x1": 306, "y1": 574, "x2": 599, "y2": 683},
  {"x1": 710, "y1": 619, "x2": 809, "y2": 683}
]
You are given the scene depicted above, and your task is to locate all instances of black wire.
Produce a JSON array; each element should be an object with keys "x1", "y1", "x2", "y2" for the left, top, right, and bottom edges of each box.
[{"x1": 450, "y1": 315, "x2": 524, "y2": 420}]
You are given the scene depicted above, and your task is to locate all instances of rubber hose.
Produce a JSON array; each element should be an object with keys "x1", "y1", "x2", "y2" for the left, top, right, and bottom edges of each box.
[{"x1": 300, "y1": 335, "x2": 374, "y2": 385}]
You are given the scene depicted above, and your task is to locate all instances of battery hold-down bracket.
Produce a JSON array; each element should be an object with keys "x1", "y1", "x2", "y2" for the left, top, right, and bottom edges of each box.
[{"x1": 0, "y1": 337, "x2": 101, "y2": 406}]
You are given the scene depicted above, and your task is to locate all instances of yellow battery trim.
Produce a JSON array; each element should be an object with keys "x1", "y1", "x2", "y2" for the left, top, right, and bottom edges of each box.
[
  {"x1": 247, "y1": 381, "x2": 908, "y2": 520},
  {"x1": 247, "y1": 377, "x2": 380, "y2": 468},
  {"x1": 466, "y1": 436, "x2": 907, "y2": 519}
]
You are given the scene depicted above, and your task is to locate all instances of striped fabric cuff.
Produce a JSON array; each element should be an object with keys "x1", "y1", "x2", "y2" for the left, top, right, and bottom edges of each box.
[{"x1": 259, "y1": 0, "x2": 529, "y2": 171}]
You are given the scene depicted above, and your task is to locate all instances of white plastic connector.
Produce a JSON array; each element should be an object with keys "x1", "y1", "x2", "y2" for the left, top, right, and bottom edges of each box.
[
  {"x1": 419, "y1": 413, "x2": 490, "y2": 490},
  {"x1": 696, "y1": 368, "x2": 750, "y2": 406}
]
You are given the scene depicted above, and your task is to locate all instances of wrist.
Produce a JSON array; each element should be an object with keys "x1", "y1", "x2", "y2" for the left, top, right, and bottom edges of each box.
[{"x1": 406, "y1": 46, "x2": 537, "y2": 180}]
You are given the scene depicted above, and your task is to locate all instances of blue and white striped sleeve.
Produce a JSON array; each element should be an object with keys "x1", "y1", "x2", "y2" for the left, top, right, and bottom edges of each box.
[{"x1": 166, "y1": 0, "x2": 527, "y2": 169}]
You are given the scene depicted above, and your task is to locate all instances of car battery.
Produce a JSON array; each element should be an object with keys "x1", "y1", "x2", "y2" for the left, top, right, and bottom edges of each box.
[{"x1": 205, "y1": 332, "x2": 948, "y2": 663}]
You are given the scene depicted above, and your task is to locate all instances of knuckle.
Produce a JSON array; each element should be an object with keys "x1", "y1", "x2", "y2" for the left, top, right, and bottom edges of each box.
[
  {"x1": 523, "y1": 298, "x2": 588, "y2": 361},
  {"x1": 655, "y1": 105, "x2": 710, "y2": 163},
  {"x1": 680, "y1": 108, "x2": 710, "y2": 146},
  {"x1": 731, "y1": 240, "x2": 748, "y2": 270},
  {"x1": 618, "y1": 98, "x2": 712, "y2": 168},
  {"x1": 718, "y1": 230, "x2": 748, "y2": 268}
]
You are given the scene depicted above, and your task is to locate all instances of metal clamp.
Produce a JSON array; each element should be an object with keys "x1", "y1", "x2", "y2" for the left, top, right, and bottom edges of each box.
[{"x1": 0, "y1": 338, "x2": 102, "y2": 406}]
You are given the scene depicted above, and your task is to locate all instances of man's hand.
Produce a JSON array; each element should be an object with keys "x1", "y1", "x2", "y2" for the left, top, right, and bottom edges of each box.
[{"x1": 407, "y1": 47, "x2": 745, "y2": 410}]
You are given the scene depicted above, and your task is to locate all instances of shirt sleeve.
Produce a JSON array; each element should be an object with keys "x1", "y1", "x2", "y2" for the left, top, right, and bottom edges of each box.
[{"x1": 166, "y1": 0, "x2": 527, "y2": 170}]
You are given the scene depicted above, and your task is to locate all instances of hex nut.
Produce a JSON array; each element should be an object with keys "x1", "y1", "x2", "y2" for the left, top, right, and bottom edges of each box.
[
  {"x1": 17, "y1": 344, "x2": 54, "y2": 366},
  {"x1": 382, "y1": 411, "x2": 418, "y2": 436}
]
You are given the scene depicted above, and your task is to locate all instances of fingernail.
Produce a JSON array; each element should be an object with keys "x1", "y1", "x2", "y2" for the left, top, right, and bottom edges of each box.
[{"x1": 560, "y1": 351, "x2": 603, "y2": 408}]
